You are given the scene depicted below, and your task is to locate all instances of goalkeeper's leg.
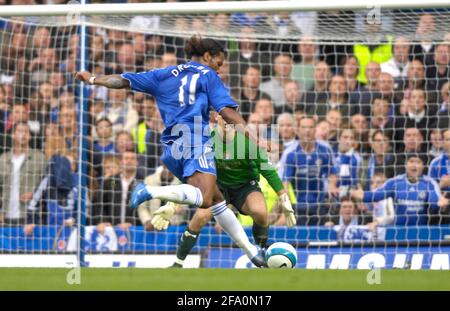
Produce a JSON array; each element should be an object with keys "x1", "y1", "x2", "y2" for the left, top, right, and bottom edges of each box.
[{"x1": 241, "y1": 192, "x2": 269, "y2": 251}]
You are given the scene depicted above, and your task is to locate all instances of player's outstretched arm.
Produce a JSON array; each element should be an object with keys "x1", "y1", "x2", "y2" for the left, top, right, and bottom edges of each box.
[
  {"x1": 220, "y1": 107, "x2": 271, "y2": 152},
  {"x1": 74, "y1": 71, "x2": 130, "y2": 89}
]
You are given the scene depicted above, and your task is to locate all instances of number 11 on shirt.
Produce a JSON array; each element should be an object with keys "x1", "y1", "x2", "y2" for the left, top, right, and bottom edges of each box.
[{"x1": 179, "y1": 73, "x2": 200, "y2": 106}]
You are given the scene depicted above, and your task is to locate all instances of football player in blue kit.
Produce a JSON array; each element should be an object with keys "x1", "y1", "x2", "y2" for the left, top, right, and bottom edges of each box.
[{"x1": 75, "y1": 36, "x2": 267, "y2": 267}]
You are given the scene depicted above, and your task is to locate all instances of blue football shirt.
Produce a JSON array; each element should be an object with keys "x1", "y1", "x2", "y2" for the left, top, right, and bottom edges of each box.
[
  {"x1": 363, "y1": 174, "x2": 441, "y2": 226},
  {"x1": 283, "y1": 141, "x2": 338, "y2": 203},
  {"x1": 429, "y1": 153, "x2": 450, "y2": 194},
  {"x1": 121, "y1": 61, "x2": 238, "y2": 146}
]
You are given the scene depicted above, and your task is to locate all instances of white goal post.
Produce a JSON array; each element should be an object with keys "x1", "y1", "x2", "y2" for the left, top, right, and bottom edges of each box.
[{"x1": 1, "y1": 0, "x2": 450, "y2": 16}]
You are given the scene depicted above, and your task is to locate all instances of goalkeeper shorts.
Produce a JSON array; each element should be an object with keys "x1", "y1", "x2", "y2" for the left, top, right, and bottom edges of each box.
[{"x1": 218, "y1": 180, "x2": 262, "y2": 215}]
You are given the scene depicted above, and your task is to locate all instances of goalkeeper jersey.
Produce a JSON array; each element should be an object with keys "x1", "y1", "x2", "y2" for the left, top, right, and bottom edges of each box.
[{"x1": 211, "y1": 128, "x2": 284, "y2": 193}]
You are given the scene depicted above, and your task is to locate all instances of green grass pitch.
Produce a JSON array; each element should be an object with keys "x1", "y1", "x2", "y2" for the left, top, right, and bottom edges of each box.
[{"x1": 0, "y1": 268, "x2": 449, "y2": 290}]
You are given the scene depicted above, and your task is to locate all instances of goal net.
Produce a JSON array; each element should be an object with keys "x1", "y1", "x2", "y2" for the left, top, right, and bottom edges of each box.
[{"x1": 0, "y1": 1, "x2": 449, "y2": 269}]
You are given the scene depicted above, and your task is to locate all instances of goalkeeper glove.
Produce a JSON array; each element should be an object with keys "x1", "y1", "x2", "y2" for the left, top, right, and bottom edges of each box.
[
  {"x1": 280, "y1": 193, "x2": 296, "y2": 227},
  {"x1": 151, "y1": 202, "x2": 176, "y2": 231}
]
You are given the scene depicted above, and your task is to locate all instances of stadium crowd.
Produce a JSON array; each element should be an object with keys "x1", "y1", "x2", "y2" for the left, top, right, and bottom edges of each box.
[{"x1": 0, "y1": 1, "x2": 449, "y2": 239}]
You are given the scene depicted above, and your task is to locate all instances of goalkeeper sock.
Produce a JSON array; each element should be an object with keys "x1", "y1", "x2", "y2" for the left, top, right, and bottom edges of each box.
[
  {"x1": 145, "y1": 184, "x2": 203, "y2": 207},
  {"x1": 252, "y1": 223, "x2": 269, "y2": 249},
  {"x1": 174, "y1": 228, "x2": 200, "y2": 264},
  {"x1": 211, "y1": 201, "x2": 258, "y2": 259}
]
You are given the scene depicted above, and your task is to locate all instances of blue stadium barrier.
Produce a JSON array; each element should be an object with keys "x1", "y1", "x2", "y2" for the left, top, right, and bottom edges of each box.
[{"x1": 0, "y1": 225, "x2": 449, "y2": 252}]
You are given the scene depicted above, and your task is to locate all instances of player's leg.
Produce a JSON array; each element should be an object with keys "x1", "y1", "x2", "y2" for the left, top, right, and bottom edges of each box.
[
  {"x1": 129, "y1": 146, "x2": 206, "y2": 209},
  {"x1": 240, "y1": 191, "x2": 269, "y2": 251},
  {"x1": 172, "y1": 205, "x2": 213, "y2": 267},
  {"x1": 207, "y1": 184, "x2": 263, "y2": 265},
  {"x1": 174, "y1": 174, "x2": 263, "y2": 267}
]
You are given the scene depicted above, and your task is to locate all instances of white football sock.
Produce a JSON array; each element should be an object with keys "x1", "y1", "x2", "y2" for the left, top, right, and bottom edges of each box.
[
  {"x1": 145, "y1": 184, "x2": 203, "y2": 207},
  {"x1": 211, "y1": 201, "x2": 259, "y2": 259}
]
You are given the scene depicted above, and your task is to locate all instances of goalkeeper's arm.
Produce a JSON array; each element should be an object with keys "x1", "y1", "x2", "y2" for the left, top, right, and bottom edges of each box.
[
  {"x1": 151, "y1": 202, "x2": 178, "y2": 231},
  {"x1": 278, "y1": 187, "x2": 297, "y2": 227}
]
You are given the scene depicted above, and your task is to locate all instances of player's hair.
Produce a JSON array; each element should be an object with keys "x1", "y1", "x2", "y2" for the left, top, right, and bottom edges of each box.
[{"x1": 184, "y1": 35, "x2": 226, "y2": 59}]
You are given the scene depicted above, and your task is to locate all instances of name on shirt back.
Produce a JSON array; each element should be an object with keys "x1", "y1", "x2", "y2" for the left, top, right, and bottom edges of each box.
[{"x1": 171, "y1": 64, "x2": 210, "y2": 77}]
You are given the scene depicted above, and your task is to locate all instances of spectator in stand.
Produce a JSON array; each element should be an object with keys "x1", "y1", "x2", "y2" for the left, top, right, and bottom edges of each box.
[
  {"x1": 217, "y1": 58, "x2": 231, "y2": 87},
  {"x1": 232, "y1": 65, "x2": 271, "y2": 120},
  {"x1": 92, "y1": 117, "x2": 115, "y2": 179},
  {"x1": 340, "y1": 55, "x2": 362, "y2": 93},
  {"x1": 291, "y1": 35, "x2": 318, "y2": 92},
  {"x1": 99, "y1": 88, "x2": 138, "y2": 135},
  {"x1": 391, "y1": 88, "x2": 437, "y2": 148},
  {"x1": 161, "y1": 51, "x2": 178, "y2": 68},
  {"x1": 138, "y1": 165, "x2": 189, "y2": 231},
  {"x1": 429, "y1": 129, "x2": 444, "y2": 160},
  {"x1": 360, "y1": 130, "x2": 396, "y2": 190},
  {"x1": 0, "y1": 85, "x2": 9, "y2": 135},
  {"x1": 114, "y1": 130, "x2": 147, "y2": 173},
  {"x1": 412, "y1": 13, "x2": 436, "y2": 63},
  {"x1": 1, "y1": 31, "x2": 26, "y2": 82},
  {"x1": 395, "y1": 59, "x2": 437, "y2": 104},
  {"x1": 0, "y1": 103, "x2": 42, "y2": 154},
  {"x1": 334, "y1": 128, "x2": 362, "y2": 199},
  {"x1": 425, "y1": 42, "x2": 449, "y2": 93},
  {"x1": 102, "y1": 154, "x2": 121, "y2": 182},
  {"x1": 395, "y1": 127, "x2": 429, "y2": 175},
  {"x1": 381, "y1": 36, "x2": 411, "y2": 79},
  {"x1": 350, "y1": 61, "x2": 381, "y2": 114},
  {"x1": 26, "y1": 153, "x2": 85, "y2": 230},
  {"x1": 131, "y1": 32, "x2": 146, "y2": 69},
  {"x1": 369, "y1": 96, "x2": 393, "y2": 132},
  {"x1": 308, "y1": 75, "x2": 350, "y2": 121},
  {"x1": 283, "y1": 116, "x2": 339, "y2": 225},
  {"x1": 302, "y1": 61, "x2": 331, "y2": 111},
  {"x1": 350, "y1": 113, "x2": 370, "y2": 155},
  {"x1": 352, "y1": 32, "x2": 392, "y2": 85},
  {"x1": 363, "y1": 170, "x2": 395, "y2": 230},
  {"x1": 130, "y1": 96, "x2": 162, "y2": 175},
  {"x1": 0, "y1": 122, "x2": 45, "y2": 226},
  {"x1": 252, "y1": 98, "x2": 276, "y2": 140},
  {"x1": 436, "y1": 81, "x2": 450, "y2": 129},
  {"x1": 276, "y1": 113, "x2": 298, "y2": 179},
  {"x1": 104, "y1": 29, "x2": 127, "y2": 75},
  {"x1": 91, "y1": 150, "x2": 143, "y2": 229},
  {"x1": 280, "y1": 80, "x2": 302, "y2": 114},
  {"x1": 260, "y1": 53, "x2": 293, "y2": 108},
  {"x1": 324, "y1": 197, "x2": 365, "y2": 234},
  {"x1": 37, "y1": 81, "x2": 57, "y2": 119},
  {"x1": 29, "y1": 47, "x2": 58, "y2": 85},
  {"x1": 428, "y1": 128, "x2": 450, "y2": 224},
  {"x1": 229, "y1": 26, "x2": 271, "y2": 90},
  {"x1": 351, "y1": 153, "x2": 448, "y2": 226},
  {"x1": 27, "y1": 26, "x2": 51, "y2": 60},
  {"x1": 325, "y1": 109, "x2": 342, "y2": 150},
  {"x1": 378, "y1": 72, "x2": 399, "y2": 107},
  {"x1": 315, "y1": 120, "x2": 331, "y2": 148}
]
